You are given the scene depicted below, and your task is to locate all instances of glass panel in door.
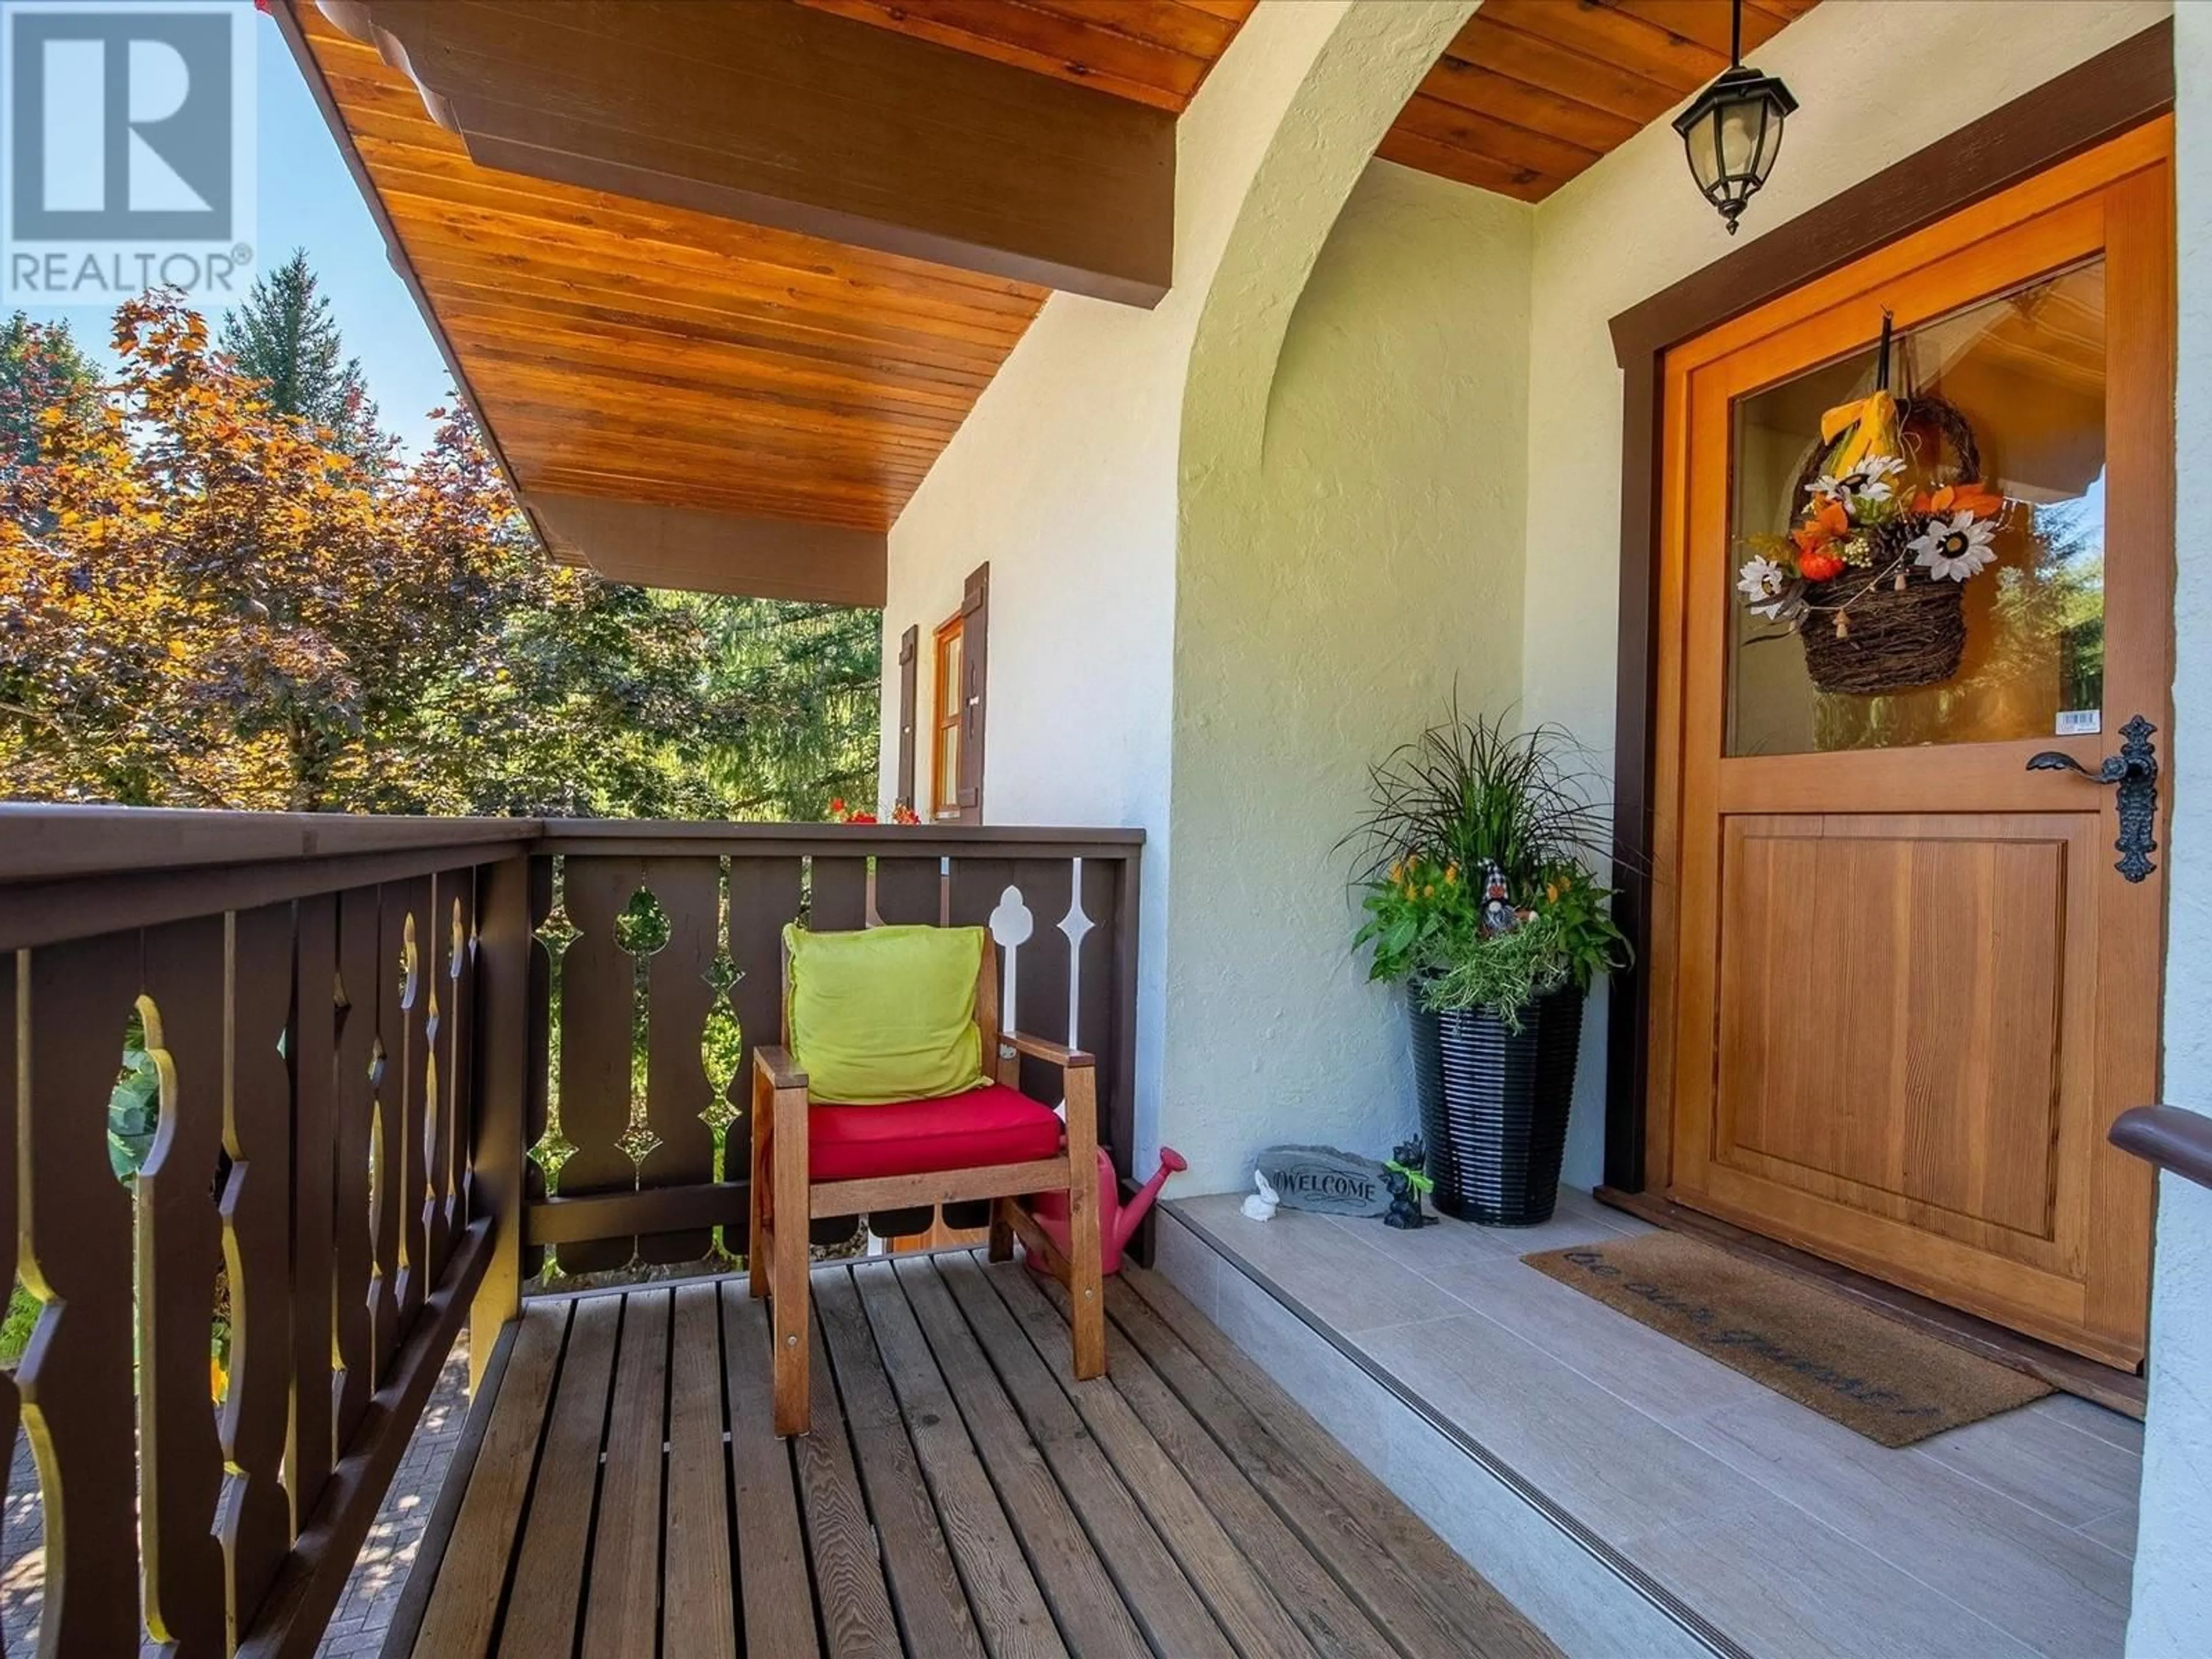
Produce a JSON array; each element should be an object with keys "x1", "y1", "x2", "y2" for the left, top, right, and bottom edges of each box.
[{"x1": 1726, "y1": 260, "x2": 2107, "y2": 756}]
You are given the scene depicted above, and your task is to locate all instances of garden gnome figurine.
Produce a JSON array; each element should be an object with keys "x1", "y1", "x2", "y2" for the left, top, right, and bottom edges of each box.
[{"x1": 1480, "y1": 861, "x2": 1520, "y2": 938}]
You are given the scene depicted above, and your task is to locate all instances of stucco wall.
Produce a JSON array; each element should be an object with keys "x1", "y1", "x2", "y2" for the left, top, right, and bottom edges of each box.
[
  {"x1": 1160, "y1": 160, "x2": 1531, "y2": 1190},
  {"x1": 876, "y1": 1, "x2": 1467, "y2": 1172},
  {"x1": 878, "y1": 0, "x2": 2177, "y2": 1203},
  {"x1": 2130, "y1": 7, "x2": 2211, "y2": 1651},
  {"x1": 876, "y1": 291, "x2": 1181, "y2": 834},
  {"x1": 1519, "y1": 0, "x2": 2175, "y2": 1186}
]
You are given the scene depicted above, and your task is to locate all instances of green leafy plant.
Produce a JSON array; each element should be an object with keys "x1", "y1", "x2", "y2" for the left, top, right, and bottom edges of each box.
[
  {"x1": 109, "y1": 1010, "x2": 160, "y2": 1182},
  {"x1": 1346, "y1": 710, "x2": 1628, "y2": 1025}
]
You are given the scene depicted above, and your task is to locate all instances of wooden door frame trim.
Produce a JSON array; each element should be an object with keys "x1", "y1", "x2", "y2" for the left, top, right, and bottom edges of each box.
[{"x1": 1601, "y1": 19, "x2": 2175, "y2": 1194}]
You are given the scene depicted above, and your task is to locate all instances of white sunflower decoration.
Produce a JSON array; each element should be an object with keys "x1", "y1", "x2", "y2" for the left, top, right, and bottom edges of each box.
[
  {"x1": 1809, "y1": 452, "x2": 1906, "y2": 512},
  {"x1": 1908, "y1": 512, "x2": 1998, "y2": 582}
]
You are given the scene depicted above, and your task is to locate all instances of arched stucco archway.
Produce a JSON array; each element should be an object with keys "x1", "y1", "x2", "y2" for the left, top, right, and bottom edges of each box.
[
  {"x1": 874, "y1": 0, "x2": 1486, "y2": 1190},
  {"x1": 1177, "y1": 1, "x2": 1478, "y2": 478},
  {"x1": 1160, "y1": 1, "x2": 1541, "y2": 1192}
]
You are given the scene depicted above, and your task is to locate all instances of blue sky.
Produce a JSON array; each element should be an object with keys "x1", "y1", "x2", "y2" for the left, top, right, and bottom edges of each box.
[{"x1": 20, "y1": 5, "x2": 454, "y2": 454}]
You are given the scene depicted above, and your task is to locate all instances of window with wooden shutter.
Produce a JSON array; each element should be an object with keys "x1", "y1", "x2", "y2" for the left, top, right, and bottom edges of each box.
[
  {"x1": 895, "y1": 624, "x2": 918, "y2": 812},
  {"x1": 927, "y1": 563, "x2": 990, "y2": 824},
  {"x1": 930, "y1": 614, "x2": 964, "y2": 821},
  {"x1": 956, "y1": 562, "x2": 988, "y2": 821}
]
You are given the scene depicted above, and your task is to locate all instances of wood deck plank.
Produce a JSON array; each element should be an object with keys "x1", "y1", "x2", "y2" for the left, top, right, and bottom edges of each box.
[
  {"x1": 398, "y1": 1270, "x2": 1556, "y2": 1659},
  {"x1": 982, "y1": 1262, "x2": 1319, "y2": 1659},
  {"x1": 794, "y1": 1310, "x2": 906, "y2": 1659},
  {"x1": 497, "y1": 1294, "x2": 622, "y2": 1659},
  {"x1": 934, "y1": 1253, "x2": 1237, "y2": 1659},
  {"x1": 581, "y1": 1289, "x2": 671, "y2": 1659},
  {"x1": 402, "y1": 1306, "x2": 565, "y2": 1659},
  {"x1": 662, "y1": 1283, "x2": 738, "y2": 1659},
  {"x1": 814, "y1": 1268, "x2": 992, "y2": 1657},
  {"x1": 844, "y1": 1262, "x2": 1061, "y2": 1658},
  {"x1": 723, "y1": 1285, "x2": 820, "y2": 1655},
  {"x1": 1024, "y1": 1272, "x2": 1402, "y2": 1659},
  {"x1": 1113, "y1": 1268, "x2": 1559, "y2": 1659},
  {"x1": 893, "y1": 1259, "x2": 1149, "y2": 1659}
]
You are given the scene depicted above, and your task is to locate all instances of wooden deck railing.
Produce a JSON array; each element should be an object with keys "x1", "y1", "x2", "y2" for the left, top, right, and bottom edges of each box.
[{"x1": 0, "y1": 807, "x2": 1142, "y2": 1657}]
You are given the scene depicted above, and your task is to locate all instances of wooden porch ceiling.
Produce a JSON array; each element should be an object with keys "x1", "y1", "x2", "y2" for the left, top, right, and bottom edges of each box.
[
  {"x1": 285, "y1": 3, "x2": 1083, "y2": 601},
  {"x1": 282, "y1": 1, "x2": 1822, "y2": 603},
  {"x1": 1389, "y1": 0, "x2": 1820, "y2": 199},
  {"x1": 830, "y1": 0, "x2": 1822, "y2": 202}
]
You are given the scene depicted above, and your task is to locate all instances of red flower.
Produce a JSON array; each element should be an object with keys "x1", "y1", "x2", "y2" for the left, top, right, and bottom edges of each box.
[{"x1": 829, "y1": 797, "x2": 846, "y2": 815}]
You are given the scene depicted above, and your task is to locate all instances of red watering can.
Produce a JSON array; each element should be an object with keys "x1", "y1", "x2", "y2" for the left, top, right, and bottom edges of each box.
[{"x1": 1028, "y1": 1145, "x2": 1185, "y2": 1275}]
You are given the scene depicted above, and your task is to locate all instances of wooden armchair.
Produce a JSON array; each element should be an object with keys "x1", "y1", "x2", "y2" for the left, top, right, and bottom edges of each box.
[{"x1": 748, "y1": 935, "x2": 1104, "y2": 1436}]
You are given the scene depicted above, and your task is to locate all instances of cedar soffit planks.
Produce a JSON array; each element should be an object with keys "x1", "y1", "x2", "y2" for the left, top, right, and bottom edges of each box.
[
  {"x1": 286, "y1": 0, "x2": 1824, "y2": 597},
  {"x1": 819, "y1": 0, "x2": 1820, "y2": 205},
  {"x1": 291, "y1": 1, "x2": 1051, "y2": 557},
  {"x1": 790, "y1": 0, "x2": 1257, "y2": 113},
  {"x1": 1392, "y1": 0, "x2": 1823, "y2": 202}
]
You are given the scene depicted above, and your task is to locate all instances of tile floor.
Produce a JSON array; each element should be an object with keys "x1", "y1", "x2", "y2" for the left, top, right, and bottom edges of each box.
[{"x1": 1168, "y1": 1188, "x2": 2141, "y2": 1659}]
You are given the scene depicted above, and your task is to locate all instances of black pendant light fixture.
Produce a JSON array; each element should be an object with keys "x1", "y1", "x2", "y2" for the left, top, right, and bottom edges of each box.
[{"x1": 1672, "y1": 0, "x2": 1798, "y2": 235}]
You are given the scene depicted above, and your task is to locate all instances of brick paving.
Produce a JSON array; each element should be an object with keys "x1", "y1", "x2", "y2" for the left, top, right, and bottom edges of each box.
[{"x1": 0, "y1": 1336, "x2": 472, "y2": 1657}]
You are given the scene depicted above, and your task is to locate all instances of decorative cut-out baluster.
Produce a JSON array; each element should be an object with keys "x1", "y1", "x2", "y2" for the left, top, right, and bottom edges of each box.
[
  {"x1": 420, "y1": 902, "x2": 443, "y2": 1290},
  {"x1": 391, "y1": 889, "x2": 431, "y2": 1330},
  {"x1": 286, "y1": 893, "x2": 339, "y2": 1532},
  {"x1": 1060, "y1": 858, "x2": 1094, "y2": 1051},
  {"x1": 699, "y1": 863, "x2": 745, "y2": 1263},
  {"x1": 988, "y1": 885, "x2": 1034, "y2": 1037},
  {"x1": 700, "y1": 951, "x2": 744, "y2": 1148},
  {"x1": 215, "y1": 904, "x2": 294, "y2": 1637},
  {"x1": 528, "y1": 898, "x2": 581, "y2": 1203},
  {"x1": 433, "y1": 888, "x2": 470, "y2": 1263},
  {"x1": 547, "y1": 859, "x2": 635, "y2": 1278},
  {"x1": 18, "y1": 935, "x2": 141, "y2": 1655},
  {"x1": 332, "y1": 886, "x2": 380, "y2": 1445},
  {"x1": 612, "y1": 883, "x2": 671, "y2": 1181},
  {"x1": 366, "y1": 1014, "x2": 397, "y2": 1374},
  {"x1": 137, "y1": 915, "x2": 230, "y2": 1655}
]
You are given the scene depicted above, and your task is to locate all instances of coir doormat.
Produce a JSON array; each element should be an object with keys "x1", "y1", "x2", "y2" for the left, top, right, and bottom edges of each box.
[{"x1": 1523, "y1": 1232, "x2": 2048, "y2": 1446}]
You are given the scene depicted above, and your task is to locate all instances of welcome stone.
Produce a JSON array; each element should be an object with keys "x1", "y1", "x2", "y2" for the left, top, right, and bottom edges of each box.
[{"x1": 1253, "y1": 1145, "x2": 1392, "y2": 1218}]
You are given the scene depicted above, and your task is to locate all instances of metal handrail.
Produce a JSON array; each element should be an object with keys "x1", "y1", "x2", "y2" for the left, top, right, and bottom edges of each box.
[{"x1": 2111, "y1": 1104, "x2": 2212, "y2": 1191}]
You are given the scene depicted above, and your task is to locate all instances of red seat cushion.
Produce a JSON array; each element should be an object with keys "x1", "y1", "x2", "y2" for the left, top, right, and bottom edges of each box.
[{"x1": 808, "y1": 1083, "x2": 1064, "y2": 1183}]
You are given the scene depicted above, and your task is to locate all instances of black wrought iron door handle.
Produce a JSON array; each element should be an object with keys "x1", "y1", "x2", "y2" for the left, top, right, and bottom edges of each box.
[{"x1": 2027, "y1": 714, "x2": 2158, "y2": 882}]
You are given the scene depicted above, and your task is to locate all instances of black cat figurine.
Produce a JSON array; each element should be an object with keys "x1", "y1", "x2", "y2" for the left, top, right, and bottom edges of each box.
[{"x1": 1383, "y1": 1136, "x2": 1433, "y2": 1230}]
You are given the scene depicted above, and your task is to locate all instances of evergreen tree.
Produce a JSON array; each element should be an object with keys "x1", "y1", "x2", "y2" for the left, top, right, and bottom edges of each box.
[{"x1": 218, "y1": 248, "x2": 381, "y2": 459}]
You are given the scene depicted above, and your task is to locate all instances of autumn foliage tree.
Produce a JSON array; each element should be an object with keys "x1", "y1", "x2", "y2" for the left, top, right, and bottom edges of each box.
[{"x1": 0, "y1": 292, "x2": 878, "y2": 816}]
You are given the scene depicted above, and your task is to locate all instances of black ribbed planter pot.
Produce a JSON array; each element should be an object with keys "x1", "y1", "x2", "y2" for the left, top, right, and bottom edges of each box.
[{"x1": 1408, "y1": 986, "x2": 1583, "y2": 1226}]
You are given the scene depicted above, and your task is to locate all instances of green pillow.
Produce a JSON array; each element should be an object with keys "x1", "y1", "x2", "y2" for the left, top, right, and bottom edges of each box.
[{"x1": 784, "y1": 923, "x2": 987, "y2": 1104}]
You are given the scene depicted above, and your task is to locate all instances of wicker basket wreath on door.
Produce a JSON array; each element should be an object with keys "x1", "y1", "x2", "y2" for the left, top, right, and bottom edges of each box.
[{"x1": 1738, "y1": 385, "x2": 2003, "y2": 699}]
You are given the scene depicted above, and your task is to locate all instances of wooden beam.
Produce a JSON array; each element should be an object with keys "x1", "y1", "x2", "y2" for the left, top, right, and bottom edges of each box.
[
  {"x1": 528, "y1": 491, "x2": 887, "y2": 606},
  {"x1": 316, "y1": 0, "x2": 1173, "y2": 307}
]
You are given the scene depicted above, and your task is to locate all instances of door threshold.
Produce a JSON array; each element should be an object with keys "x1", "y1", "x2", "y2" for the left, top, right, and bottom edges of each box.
[{"x1": 1594, "y1": 1187, "x2": 2147, "y2": 1420}]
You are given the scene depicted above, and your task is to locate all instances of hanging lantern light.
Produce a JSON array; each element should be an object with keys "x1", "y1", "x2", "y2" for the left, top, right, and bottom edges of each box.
[{"x1": 1672, "y1": 0, "x2": 1797, "y2": 235}]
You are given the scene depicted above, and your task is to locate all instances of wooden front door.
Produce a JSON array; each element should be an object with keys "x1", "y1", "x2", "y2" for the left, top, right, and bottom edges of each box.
[{"x1": 1649, "y1": 122, "x2": 2173, "y2": 1368}]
